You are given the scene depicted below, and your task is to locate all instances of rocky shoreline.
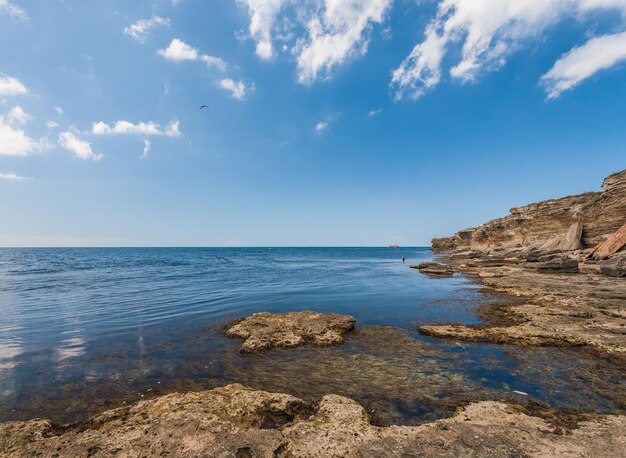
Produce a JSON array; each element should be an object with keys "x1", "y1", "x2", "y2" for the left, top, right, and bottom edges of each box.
[
  {"x1": 3, "y1": 384, "x2": 625, "y2": 457},
  {"x1": 423, "y1": 169, "x2": 626, "y2": 356}
]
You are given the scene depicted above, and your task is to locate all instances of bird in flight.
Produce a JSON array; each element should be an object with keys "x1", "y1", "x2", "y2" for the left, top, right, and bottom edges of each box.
[{"x1": 200, "y1": 105, "x2": 209, "y2": 110}]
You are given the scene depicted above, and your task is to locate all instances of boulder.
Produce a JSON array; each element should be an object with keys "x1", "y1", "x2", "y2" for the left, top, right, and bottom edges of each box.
[
  {"x1": 600, "y1": 252, "x2": 626, "y2": 278},
  {"x1": 225, "y1": 311, "x2": 356, "y2": 353}
]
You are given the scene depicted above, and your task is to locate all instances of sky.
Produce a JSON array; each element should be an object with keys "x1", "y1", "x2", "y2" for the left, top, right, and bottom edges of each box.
[{"x1": 1, "y1": 0, "x2": 625, "y2": 247}]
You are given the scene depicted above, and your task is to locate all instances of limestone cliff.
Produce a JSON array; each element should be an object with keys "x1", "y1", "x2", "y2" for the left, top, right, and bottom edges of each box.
[{"x1": 432, "y1": 169, "x2": 626, "y2": 254}]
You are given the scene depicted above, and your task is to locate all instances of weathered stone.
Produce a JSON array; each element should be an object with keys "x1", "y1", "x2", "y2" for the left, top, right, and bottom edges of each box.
[
  {"x1": 588, "y1": 221, "x2": 626, "y2": 260},
  {"x1": 410, "y1": 262, "x2": 454, "y2": 277},
  {"x1": 600, "y1": 252, "x2": 626, "y2": 278},
  {"x1": 433, "y1": 169, "x2": 626, "y2": 254},
  {"x1": 2, "y1": 384, "x2": 625, "y2": 458},
  {"x1": 533, "y1": 257, "x2": 579, "y2": 274},
  {"x1": 421, "y1": 260, "x2": 626, "y2": 354},
  {"x1": 225, "y1": 311, "x2": 356, "y2": 353}
]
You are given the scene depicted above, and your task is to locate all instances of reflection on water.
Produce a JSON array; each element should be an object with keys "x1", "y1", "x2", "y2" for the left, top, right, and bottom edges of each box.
[{"x1": 0, "y1": 248, "x2": 624, "y2": 424}]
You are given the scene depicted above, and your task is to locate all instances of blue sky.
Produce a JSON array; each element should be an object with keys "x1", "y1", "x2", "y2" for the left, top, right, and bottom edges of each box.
[{"x1": 1, "y1": 0, "x2": 625, "y2": 247}]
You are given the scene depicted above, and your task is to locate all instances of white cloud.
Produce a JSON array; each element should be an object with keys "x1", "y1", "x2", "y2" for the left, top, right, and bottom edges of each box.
[
  {"x1": 58, "y1": 132, "x2": 103, "y2": 161},
  {"x1": 0, "y1": 171, "x2": 26, "y2": 181},
  {"x1": 541, "y1": 31, "x2": 626, "y2": 98},
  {"x1": 219, "y1": 79, "x2": 248, "y2": 100},
  {"x1": 140, "y1": 140, "x2": 151, "y2": 159},
  {"x1": 295, "y1": 0, "x2": 392, "y2": 84},
  {"x1": 47, "y1": 121, "x2": 59, "y2": 129},
  {"x1": 0, "y1": 73, "x2": 27, "y2": 97},
  {"x1": 391, "y1": 0, "x2": 626, "y2": 99},
  {"x1": 124, "y1": 16, "x2": 170, "y2": 43},
  {"x1": 54, "y1": 106, "x2": 64, "y2": 115},
  {"x1": 0, "y1": 0, "x2": 28, "y2": 21},
  {"x1": 0, "y1": 115, "x2": 43, "y2": 156},
  {"x1": 159, "y1": 38, "x2": 198, "y2": 61},
  {"x1": 236, "y1": 0, "x2": 289, "y2": 59},
  {"x1": 158, "y1": 38, "x2": 227, "y2": 70},
  {"x1": 315, "y1": 121, "x2": 329, "y2": 134},
  {"x1": 164, "y1": 120, "x2": 181, "y2": 137},
  {"x1": 7, "y1": 105, "x2": 31, "y2": 125},
  {"x1": 368, "y1": 108, "x2": 383, "y2": 116},
  {"x1": 237, "y1": 0, "x2": 392, "y2": 83},
  {"x1": 92, "y1": 120, "x2": 181, "y2": 137}
]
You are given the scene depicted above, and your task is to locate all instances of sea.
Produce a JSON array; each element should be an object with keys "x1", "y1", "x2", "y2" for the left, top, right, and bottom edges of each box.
[{"x1": 0, "y1": 247, "x2": 623, "y2": 425}]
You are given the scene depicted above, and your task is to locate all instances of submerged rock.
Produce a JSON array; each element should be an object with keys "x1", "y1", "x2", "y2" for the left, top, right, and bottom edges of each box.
[
  {"x1": 225, "y1": 311, "x2": 356, "y2": 353},
  {"x1": 2, "y1": 384, "x2": 624, "y2": 458},
  {"x1": 411, "y1": 262, "x2": 454, "y2": 277}
]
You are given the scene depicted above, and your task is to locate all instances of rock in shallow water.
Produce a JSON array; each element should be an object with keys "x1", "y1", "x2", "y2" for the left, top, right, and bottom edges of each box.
[
  {"x1": 225, "y1": 311, "x2": 356, "y2": 353},
  {"x1": 411, "y1": 262, "x2": 454, "y2": 277},
  {"x1": 2, "y1": 384, "x2": 625, "y2": 458}
]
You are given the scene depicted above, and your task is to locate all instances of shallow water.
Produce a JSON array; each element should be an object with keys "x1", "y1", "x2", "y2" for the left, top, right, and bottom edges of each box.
[{"x1": 0, "y1": 247, "x2": 624, "y2": 424}]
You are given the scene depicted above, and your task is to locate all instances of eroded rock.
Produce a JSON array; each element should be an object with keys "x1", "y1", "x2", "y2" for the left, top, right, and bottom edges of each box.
[
  {"x1": 433, "y1": 169, "x2": 626, "y2": 257},
  {"x1": 601, "y1": 252, "x2": 626, "y2": 278},
  {"x1": 2, "y1": 384, "x2": 625, "y2": 458},
  {"x1": 411, "y1": 262, "x2": 454, "y2": 277},
  {"x1": 225, "y1": 311, "x2": 356, "y2": 353}
]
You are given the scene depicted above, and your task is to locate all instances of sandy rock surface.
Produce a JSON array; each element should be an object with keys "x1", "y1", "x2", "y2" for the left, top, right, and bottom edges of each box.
[
  {"x1": 2, "y1": 384, "x2": 625, "y2": 458},
  {"x1": 225, "y1": 311, "x2": 356, "y2": 353}
]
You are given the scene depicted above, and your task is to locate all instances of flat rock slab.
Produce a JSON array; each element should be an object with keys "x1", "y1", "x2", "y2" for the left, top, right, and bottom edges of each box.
[
  {"x1": 2, "y1": 384, "x2": 625, "y2": 458},
  {"x1": 411, "y1": 262, "x2": 454, "y2": 277},
  {"x1": 225, "y1": 311, "x2": 356, "y2": 353}
]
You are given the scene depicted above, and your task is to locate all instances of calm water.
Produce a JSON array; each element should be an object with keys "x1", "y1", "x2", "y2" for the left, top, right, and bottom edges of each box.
[{"x1": 0, "y1": 247, "x2": 624, "y2": 424}]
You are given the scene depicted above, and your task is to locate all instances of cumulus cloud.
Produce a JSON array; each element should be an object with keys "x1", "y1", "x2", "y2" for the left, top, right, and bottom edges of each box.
[
  {"x1": 0, "y1": 73, "x2": 27, "y2": 97},
  {"x1": 0, "y1": 171, "x2": 26, "y2": 181},
  {"x1": 541, "y1": 31, "x2": 626, "y2": 99},
  {"x1": 54, "y1": 106, "x2": 64, "y2": 115},
  {"x1": 295, "y1": 0, "x2": 392, "y2": 84},
  {"x1": 58, "y1": 132, "x2": 102, "y2": 161},
  {"x1": 219, "y1": 78, "x2": 248, "y2": 100},
  {"x1": 0, "y1": 0, "x2": 28, "y2": 21},
  {"x1": 0, "y1": 115, "x2": 44, "y2": 156},
  {"x1": 7, "y1": 106, "x2": 31, "y2": 125},
  {"x1": 124, "y1": 16, "x2": 170, "y2": 43},
  {"x1": 391, "y1": 0, "x2": 626, "y2": 99},
  {"x1": 237, "y1": 0, "x2": 391, "y2": 83},
  {"x1": 92, "y1": 120, "x2": 181, "y2": 137},
  {"x1": 158, "y1": 38, "x2": 227, "y2": 70}
]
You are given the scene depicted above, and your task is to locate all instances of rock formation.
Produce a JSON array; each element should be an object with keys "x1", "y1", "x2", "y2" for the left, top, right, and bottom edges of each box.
[
  {"x1": 410, "y1": 262, "x2": 454, "y2": 277},
  {"x1": 424, "y1": 169, "x2": 626, "y2": 354},
  {"x1": 2, "y1": 384, "x2": 625, "y2": 458},
  {"x1": 432, "y1": 169, "x2": 626, "y2": 259},
  {"x1": 225, "y1": 311, "x2": 356, "y2": 353}
]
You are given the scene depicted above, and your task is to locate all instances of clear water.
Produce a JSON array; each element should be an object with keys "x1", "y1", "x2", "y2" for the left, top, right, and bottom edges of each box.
[{"x1": 0, "y1": 248, "x2": 624, "y2": 424}]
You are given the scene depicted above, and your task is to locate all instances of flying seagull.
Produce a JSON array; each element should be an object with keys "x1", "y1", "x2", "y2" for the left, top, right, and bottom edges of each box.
[{"x1": 200, "y1": 105, "x2": 209, "y2": 110}]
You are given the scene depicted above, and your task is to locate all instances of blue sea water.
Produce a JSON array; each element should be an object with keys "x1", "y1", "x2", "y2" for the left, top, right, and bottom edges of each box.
[{"x1": 0, "y1": 247, "x2": 623, "y2": 424}]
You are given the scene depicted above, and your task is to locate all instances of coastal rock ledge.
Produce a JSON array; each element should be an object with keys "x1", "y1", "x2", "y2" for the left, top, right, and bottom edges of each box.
[
  {"x1": 424, "y1": 169, "x2": 626, "y2": 355},
  {"x1": 225, "y1": 311, "x2": 356, "y2": 353},
  {"x1": 2, "y1": 384, "x2": 625, "y2": 458}
]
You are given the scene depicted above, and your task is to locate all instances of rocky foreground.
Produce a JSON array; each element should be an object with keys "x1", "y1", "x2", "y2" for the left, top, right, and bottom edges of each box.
[
  {"x1": 425, "y1": 169, "x2": 626, "y2": 355},
  {"x1": 2, "y1": 384, "x2": 625, "y2": 458}
]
